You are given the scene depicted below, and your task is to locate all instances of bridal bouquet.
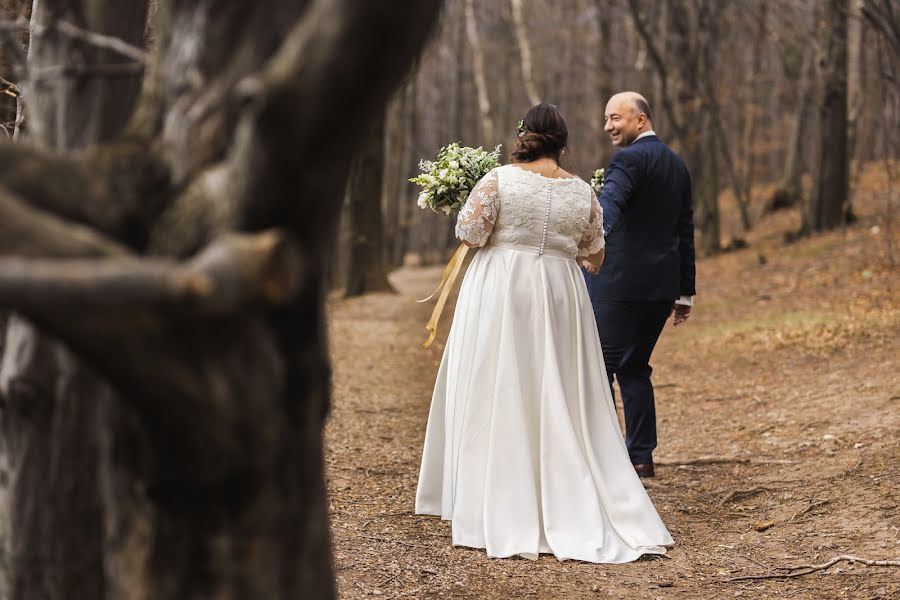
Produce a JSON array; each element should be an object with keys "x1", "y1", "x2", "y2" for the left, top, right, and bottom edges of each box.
[
  {"x1": 410, "y1": 142, "x2": 501, "y2": 348},
  {"x1": 590, "y1": 168, "x2": 605, "y2": 194},
  {"x1": 410, "y1": 143, "x2": 502, "y2": 217}
]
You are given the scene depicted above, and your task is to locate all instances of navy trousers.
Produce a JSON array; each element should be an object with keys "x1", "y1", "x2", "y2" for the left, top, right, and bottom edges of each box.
[{"x1": 591, "y1": 299, "x2": 673, "y2": 464}]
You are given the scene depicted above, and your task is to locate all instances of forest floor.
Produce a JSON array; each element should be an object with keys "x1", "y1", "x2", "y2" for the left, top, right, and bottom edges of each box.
[{"x1": 324, "y1": 164, "x2": 899, "y2": 600}]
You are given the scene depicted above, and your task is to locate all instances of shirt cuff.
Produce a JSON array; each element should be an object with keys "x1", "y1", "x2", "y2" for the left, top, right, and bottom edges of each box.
[{"x1": 675, "y1": 295, "x2": 694, "y2": 307}]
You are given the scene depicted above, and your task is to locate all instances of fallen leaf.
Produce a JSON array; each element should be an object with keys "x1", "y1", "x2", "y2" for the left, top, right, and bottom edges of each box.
[{"x1": 754, "y1": 520, "x2": 776, "y2": 532}]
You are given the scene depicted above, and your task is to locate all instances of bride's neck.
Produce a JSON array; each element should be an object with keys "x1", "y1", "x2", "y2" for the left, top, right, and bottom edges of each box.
[{"x1": 519, "y1": 157, "x2": 558, "y2": 167}]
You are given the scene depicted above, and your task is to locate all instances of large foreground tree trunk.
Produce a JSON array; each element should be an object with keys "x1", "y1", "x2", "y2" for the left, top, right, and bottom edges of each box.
[
  {"x1": 1, "y1": 2, "x2": 147, "y2": 598},
  {"x1": 0, "y1": 1, "x2": 441, "y2": 597}
]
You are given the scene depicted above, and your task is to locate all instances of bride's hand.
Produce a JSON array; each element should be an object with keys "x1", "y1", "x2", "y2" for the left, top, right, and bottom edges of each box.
[{"x1": 581, "y1": 260, "x2": 600, "y2": 274}]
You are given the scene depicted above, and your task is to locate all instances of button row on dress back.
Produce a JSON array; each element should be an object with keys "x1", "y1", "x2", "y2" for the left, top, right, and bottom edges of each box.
[{"x1": 538, "y1": 181, "x2": 552, "y2": 255}]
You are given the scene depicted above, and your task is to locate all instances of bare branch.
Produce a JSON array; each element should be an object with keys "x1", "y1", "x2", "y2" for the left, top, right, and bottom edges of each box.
[
  {"x1": 718, "y1": 486, "x2": 778, "y2": 507},
  {"x1": 725, "y1": 555, "x2": 900, "y2": 582},
  {"x1": 0, "y1": 141, "x2": 171, "y2": 246},
  {"x1": 30, "y1": 19, "x2": 147, "y2": 63},
  {"x1": 862, "y1": 0, "x2": 900, "y2": 58},
  {"x1": 0, "y1": 185, "x2": 130, "y2": 257},
  {"x1": 0, "y1": 230, "x2": 306, "y2": 485},
  {"x1": 0, "y1": 18, "x2": 28, "y2": 78},
  {"x1": 227, "y1": 0, "x2": 443, "y2": 234},
  {"x1": 0, "y1": 229, "x2": 306, "y2": 314},
  {"x1": 31, "y1": 62, "x2": 144, "y2": 80},
  {"x1": 655, "y1": 455, "x2": 798, "y2": 466},
  {"x1": 626, "y1": 0, "x2": 688, "y2": 143}
]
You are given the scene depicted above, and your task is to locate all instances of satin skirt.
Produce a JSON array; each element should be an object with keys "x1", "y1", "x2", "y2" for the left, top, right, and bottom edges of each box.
[{"x1": 415, "y1": 244, "x2": 674, "y2": 563}]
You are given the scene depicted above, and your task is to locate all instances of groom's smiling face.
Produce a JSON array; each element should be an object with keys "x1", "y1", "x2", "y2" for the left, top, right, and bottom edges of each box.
[{"x1": 604, "y1": 96, "x2": 647, "y2": 148}]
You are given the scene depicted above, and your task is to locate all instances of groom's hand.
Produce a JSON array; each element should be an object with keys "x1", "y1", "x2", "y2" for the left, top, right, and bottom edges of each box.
[
  {"x1": 581, "y1": 260, "x2": 600, "y2": 274},
  {"x1": 671, "y1": 304, "x2": 691, "y2": 326}
]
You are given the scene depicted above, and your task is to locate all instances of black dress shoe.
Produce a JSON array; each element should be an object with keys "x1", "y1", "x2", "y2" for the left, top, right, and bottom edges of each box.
[{"x1": 633, "y1": 463, "x2": 655, "y2": 478}]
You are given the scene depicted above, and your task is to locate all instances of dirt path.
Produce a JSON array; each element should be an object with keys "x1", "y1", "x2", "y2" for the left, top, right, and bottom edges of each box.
[{"x1": 325, "y1": 201, "x2": 898, "y2": 598}]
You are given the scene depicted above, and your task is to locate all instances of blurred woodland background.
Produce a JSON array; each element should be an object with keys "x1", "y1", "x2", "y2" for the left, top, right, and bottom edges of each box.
[{"x1": 334, "y1": 0, "x2": 898, "y2": 295}]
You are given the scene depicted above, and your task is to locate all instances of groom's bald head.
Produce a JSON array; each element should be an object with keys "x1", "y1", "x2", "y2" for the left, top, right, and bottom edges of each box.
[{"x1": 604, "y1": 92, "x2": 653, "y2": 147}]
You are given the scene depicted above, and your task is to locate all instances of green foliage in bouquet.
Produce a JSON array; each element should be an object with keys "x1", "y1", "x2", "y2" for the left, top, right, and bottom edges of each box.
[
  {"x1": 590, "y1": 168, "x2": 605, "y2": 195},
  {"x1": 410, "y1": 143, "x2": 502, "y2": 217}
]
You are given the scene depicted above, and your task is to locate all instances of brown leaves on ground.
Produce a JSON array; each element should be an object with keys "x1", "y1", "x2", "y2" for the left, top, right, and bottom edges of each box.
[{"x1": 325, "y1": 169, "x2": 899, "y2": 599}]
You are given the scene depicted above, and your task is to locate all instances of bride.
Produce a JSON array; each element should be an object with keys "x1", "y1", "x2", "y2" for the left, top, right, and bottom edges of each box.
[{"x1": 415, "y1": 103, "x2": 673, "y2": 563}]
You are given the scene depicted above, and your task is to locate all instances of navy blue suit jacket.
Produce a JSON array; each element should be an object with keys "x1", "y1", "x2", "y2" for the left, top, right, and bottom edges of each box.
[{"x1": 585, "y1": 135, "x2": 696, "y2": 302}]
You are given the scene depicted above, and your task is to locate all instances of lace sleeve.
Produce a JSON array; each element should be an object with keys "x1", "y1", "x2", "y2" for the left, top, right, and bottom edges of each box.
[
  {"x1": 455, "y1": 168, "x2": 500, "y2": 247},
  {"x1": 577, "y1": 194, "x2": 605, "y2": 257}
]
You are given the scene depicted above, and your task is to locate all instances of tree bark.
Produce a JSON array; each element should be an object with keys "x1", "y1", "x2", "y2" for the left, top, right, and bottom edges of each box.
[
  {"x1": 772, "y1": 46, "x2": 816, "y2": 211},
  {"x1": 1, "y1": 2, "x2": 148, "y2": 599},
  {"x1": 345, "y1": 117, "x2": 395, "y2": 297},
  {"x1": 510, "y1": 0, "x2": 539, "y2": 106},
  {"x1": 465, "y1": 0, "x2": 494, "y2": 144},
  {"x1": 808, "y1": 0, "x2": 850, "y2": 232},
  {"x1": 688, "y1": 0, "x2": 720, "y2": 254},
  {"x1": 0, "y1": 1, "x2": 441, "y2": 598},
  {"x1": 737, "y1": 0, "x2": 768, "y2": 227}
]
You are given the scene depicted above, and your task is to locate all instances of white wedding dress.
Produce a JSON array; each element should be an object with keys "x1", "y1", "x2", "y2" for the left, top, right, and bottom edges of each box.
[{"x1": 415, "y1": 164, "x2": 673, "y2": 563}]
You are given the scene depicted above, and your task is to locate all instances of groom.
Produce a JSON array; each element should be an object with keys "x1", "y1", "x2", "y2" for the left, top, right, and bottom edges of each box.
[{"x1": 583, "y1": 92, "x2": 696, "y2": 478}]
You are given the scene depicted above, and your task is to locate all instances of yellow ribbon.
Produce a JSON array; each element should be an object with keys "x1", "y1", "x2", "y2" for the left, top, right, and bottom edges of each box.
[{"x1": 418, "y1": 243, "x2": 470, "y2": 348}]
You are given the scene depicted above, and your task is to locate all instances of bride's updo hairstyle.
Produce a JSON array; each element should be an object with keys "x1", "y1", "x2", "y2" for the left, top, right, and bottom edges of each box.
[{"x1": 511, "y1": 102, "x2": 568, "y2": 163}]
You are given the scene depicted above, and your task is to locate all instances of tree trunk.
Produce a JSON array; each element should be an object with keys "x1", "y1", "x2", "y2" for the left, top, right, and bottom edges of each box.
[
  {"x1": 845, "y1": 0, "x2": 866, "y2": 211},
  {"x1": 808, "y1": 0, "x2": 850, "y2": 232},
  {"x1": 772, "y1": 46, "x2": 816, "y2": 211},
  {"x1": 465, "y1": 0, "x2": 494, "y2": 144},
  {"x1": 691, "y1": 0, "x2": 720, "y2": 254},
  {"x1": 395, "y1": 77, "x2": 418, "y2": 267},
  {"x1": 1, "y1": 2, "x2": 147, "y2": 598},
  {"x1": 738, "y1": 0, "x2": 768, "y2": 223},
  {"x1": 345, "y1": 117, "x2": 395, "y2": 297},
  {"x1": 510, "y1": 0, "x2": 539, "y2": 106},
  {"x1": 0, "y1": 1, "x2": 441, "y2": 598}
]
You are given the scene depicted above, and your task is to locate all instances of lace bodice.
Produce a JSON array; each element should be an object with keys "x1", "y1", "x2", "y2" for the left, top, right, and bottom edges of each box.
[{"x1": 455, "y1": 164, "x2": 604, "y2": 257}]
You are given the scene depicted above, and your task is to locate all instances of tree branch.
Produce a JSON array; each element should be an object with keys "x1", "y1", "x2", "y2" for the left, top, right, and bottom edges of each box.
[
  {"x1": 0, "y1": 230, "x2": 306, "y2": 486},
  {"x1": 862, "y1": 0, "x2": 900, "y2": 59},
  {"x1": 0, "y1": 17, "x2": 28, "y2": 78},
  {"x1": 0, "y1": 140, "x2": 171, "y2": 248},
  {"x1": 0, "y1": 229, "x2": 306, "y2": 314},
  {"x1": 0, "y1": 185, "x2": 130, "y2": 257},
  {"x1": 725, "y1": 554, "x2": 900, "y2": 582},
  {"x1": 29, "y1": 19, "x2": 148, "y2": 62},
  {"x1": 229, "y1": 0, "x2": 443, "y2": 238},
  {"x1": 626, "y1": 0, "x2": 688, "y2": 143},
  {"x1": 31, "y1": 62, "x2": 144, "y2": 80}
]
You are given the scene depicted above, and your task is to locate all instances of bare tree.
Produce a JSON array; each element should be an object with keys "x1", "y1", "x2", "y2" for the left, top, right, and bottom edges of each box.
[
  {"x1": 465, "y1": 0, "x2": 494, "y2": 144},
  {"x1": 510, "y1": 0, "x2": 540, "y2": 105},
  {"x1": 1, "y1": 3, "x2": 147, "y2": 597},
  {"x1": 0, "y1": 2, "x2": 440, "y2": 598},
  {"x1": 345, "y1": 117, "x2": 396, "y2": 297},
  {"x1": 862, "y1": 0, "x2": 900, "y2": 266},
  {"x1": 807, "y1": 0, "x2": 850, "y2": 232}
]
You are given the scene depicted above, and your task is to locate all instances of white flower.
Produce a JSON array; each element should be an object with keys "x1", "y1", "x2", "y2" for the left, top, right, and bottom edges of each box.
[{"x1": 410, "y1": 142, "x2": 502, "y2": 218}]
